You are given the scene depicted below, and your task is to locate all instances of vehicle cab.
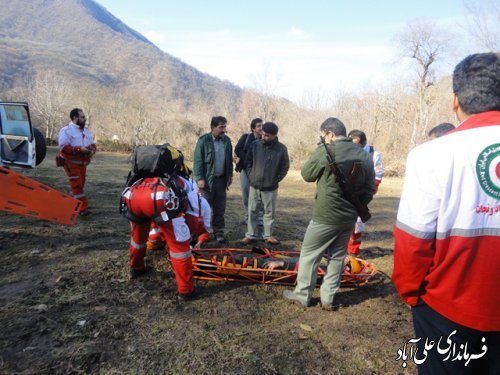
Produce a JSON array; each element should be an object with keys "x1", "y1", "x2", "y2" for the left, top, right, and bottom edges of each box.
[{"x1": 0, "y1": 102, "x2": 45, "y2": 168}]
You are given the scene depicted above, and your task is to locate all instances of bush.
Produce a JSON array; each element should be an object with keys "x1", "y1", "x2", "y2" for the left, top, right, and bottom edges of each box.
[{"x1": 97, "y1": 139, "x2": 132, "y2": 153}]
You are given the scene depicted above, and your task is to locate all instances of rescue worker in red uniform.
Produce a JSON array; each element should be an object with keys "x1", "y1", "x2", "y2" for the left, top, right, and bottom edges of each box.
[
  {"x1": 121, "y1": 145, "x2": 198, "y2": 301},
  {"x1": 147, "y1": 177, "x2": 212, "y2": 251},
  {"x1": 347, "y1": 130, "x2": 384, "y2": 255},
  {"x1": 57, "y1": 108, "x2": 96, "y2": 216}
]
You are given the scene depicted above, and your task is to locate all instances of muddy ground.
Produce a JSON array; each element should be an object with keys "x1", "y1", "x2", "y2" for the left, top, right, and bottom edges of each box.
[{"x1": 0, "y1": 147, "x2": 416, "y2": 374}]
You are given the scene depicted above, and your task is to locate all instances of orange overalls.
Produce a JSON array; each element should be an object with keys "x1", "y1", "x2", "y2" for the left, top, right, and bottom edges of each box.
[
  {"x1": 58, "y1": 123, "x2": 96, "y2": 212},
  {"x1": 148, "y1": 178, "x2": 211, "y2": 249},
  {"x1": 121, "y1": 177, "x2": 194, "y2": 294}
]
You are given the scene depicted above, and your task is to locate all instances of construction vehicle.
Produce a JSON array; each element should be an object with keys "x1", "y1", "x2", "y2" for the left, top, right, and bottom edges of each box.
[{"x1": 0, "y1": 102, "x2": 81, "y2": 225}]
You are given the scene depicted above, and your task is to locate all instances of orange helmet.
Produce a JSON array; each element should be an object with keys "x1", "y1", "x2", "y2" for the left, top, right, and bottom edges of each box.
[{"x1": 347, "y1": 255, "x2": 362, "y2": 274}]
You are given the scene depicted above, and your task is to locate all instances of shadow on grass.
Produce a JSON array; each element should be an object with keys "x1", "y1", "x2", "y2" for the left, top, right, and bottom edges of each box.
[
  {"x1": 369, "y1": 196, "x2": 401, "y2": 212},
  {"x1": 195, "y1": 279, "x2": 250, "y2": 298},
  {"x1": 311, "y1": 277, "x2": 395, "y2": 309},
  {"x1": 359, "y1": 245, "x2": 394, "y2": 260}
]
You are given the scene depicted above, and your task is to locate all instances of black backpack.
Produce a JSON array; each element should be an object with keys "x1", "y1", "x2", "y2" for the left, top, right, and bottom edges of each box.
[
  {"x1": 120, "y1": 144, "x2": 189, "y2": 222},
  {"x1": 126, "y1": 144, "x2": 182, "y2": 186}
]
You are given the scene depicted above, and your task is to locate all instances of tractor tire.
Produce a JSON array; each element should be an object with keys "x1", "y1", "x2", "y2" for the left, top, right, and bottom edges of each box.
[{"x1": 34, "y1": 128, "x2": 47, "y2": 166}]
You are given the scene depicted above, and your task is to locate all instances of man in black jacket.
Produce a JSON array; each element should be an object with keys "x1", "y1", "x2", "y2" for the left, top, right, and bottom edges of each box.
[
  {"x1": 234, "y1": 118, "x2": 263, "y2": 224},
  {"x1": 241, "y1": 122, "x2": 289, "y2": 245}
]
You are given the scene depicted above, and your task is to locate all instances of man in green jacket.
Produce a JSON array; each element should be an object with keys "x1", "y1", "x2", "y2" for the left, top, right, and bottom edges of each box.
[
  {"x1": 283, "y1": 117, "x2": 375, "y2": 309},
  {"x1": 193, "y1": 116, "x2": 233, "y2": 243}
]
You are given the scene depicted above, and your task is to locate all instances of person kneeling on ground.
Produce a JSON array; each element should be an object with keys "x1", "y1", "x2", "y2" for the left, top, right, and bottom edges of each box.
[
  {"x1": 120, "y1": 144, "x2": 199, "y2": 302},
  {"x1": 147, "y1": 176, "x2": 212, "y2": 250}
]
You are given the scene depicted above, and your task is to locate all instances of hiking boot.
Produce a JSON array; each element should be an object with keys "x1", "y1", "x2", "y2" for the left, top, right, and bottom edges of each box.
[
  {"x1": 265, "y1": 236, "x2": 280, "y2": 245},
  {"x1": 216, "y1": 233, "x2": 227, "y2": 244},
  {"x1": 321, "y1": 301, "x2": 334, "y2": 311},
  {"x1": 241, "y1": 236, "x2": 255, "y2": 244},
  {"x1": 129, "y1": 267, "x2": 149, "y2": 279},
  {"x1": 321, "y1": 302, "x2": 341, "y2": 311},
  {"x1": 79, "y1": 209, "x2": 91, "y2": 217},
  {"x1": 177, "y1": 286, "x2": 202, "y2": 303},
  {"x1": 283, "y1": 290, "x2": 309, "y2": 307}
]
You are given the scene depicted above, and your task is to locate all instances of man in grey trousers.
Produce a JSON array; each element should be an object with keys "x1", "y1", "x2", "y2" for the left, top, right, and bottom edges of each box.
[
  {"x1": 241, "y1": 122, "x2": 289, "y2": 245},
  {"x1": 283, "y1": 117, "x2": 375, "y2": 309}
]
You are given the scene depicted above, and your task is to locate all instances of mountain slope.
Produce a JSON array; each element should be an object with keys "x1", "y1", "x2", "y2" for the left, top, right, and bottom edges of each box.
[{"x1": 0, "y1": 0, "x2": 241, "y2": 106}]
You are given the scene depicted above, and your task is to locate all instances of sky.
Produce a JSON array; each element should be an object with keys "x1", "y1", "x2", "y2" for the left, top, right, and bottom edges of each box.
[{"x1": 96, "y1": 0, "x2": 480, "y2": 105}]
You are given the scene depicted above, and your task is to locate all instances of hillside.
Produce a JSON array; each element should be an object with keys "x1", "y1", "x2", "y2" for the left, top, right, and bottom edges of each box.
[
  {"x1": 0, "y1": 0, "x2": 455, "y2": 173},
  {"x1": 0, "y1": 0, "x2": 242, "y2": 107}
]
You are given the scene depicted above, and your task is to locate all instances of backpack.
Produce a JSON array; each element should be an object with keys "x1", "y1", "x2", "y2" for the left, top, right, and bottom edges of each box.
[
  {"x1": 126, "y1": 143, "x2": 191, "y2": 184},
  {"x1": 120, "y1": 144, "x2": 190, "y2": 222},
  {"x1": 125, "y1": 144, "x2": 181, "y2": 185}
]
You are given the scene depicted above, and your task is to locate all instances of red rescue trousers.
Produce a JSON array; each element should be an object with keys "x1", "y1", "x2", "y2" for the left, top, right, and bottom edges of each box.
[
  {"x1": 63, "y1": 162, "x2": 88, "y2": 211},
  {"x1": 347, "y1": 232, "x2": 362, "y2": 255},
  {"x1": 148, "y1": 214, "x2": 210, "y2": 248},
  {"x1": 347, "y1": 183, "x2": 379, "y2": 255},
  {"x1": 125, "y1": 179, "x2": 194, "y2": 294}
]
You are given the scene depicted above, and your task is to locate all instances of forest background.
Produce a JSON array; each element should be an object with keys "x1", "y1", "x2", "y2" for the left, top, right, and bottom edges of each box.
[{"x1": 1, "y1": 0, "x2": 499, "y2": 174}]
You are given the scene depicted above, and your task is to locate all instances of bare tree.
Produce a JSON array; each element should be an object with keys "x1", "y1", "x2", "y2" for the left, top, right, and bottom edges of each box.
[
  {"x1": 396, "y1": 19, "x2": 452, "y2": 147},
  {"x1": 78, "y1": 83, "x2": 110, "y2": 140},
  {"x1": 249, "y1": 61, "x2": 284, "y2": 121},
  {"x1": 26, "y1": 71, "x2": 71, "y2": 139},
  {"x1": 131, "y1": 100, "x2": 159, "y2": 146},
  {"x1": 299, "y1": 87, "x2": 333, "y2": 111},
  {"x1": 464, "y1": 0, "x2": 500, "y2": 51}
]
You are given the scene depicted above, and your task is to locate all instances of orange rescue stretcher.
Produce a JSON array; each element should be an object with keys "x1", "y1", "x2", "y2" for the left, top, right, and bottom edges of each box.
[
  {"x1": 0, "y1": 166, "x2": 81, "y2": 225},
  {"x1": 190, "y1": 246, "x2": 379, "y2": 287}
]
